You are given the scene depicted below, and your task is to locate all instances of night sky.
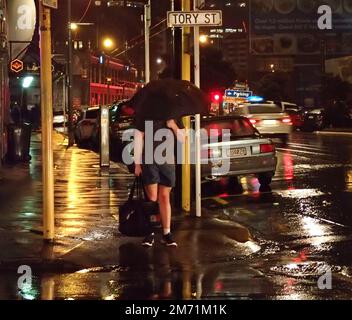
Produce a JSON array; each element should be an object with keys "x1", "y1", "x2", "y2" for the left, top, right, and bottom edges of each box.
[{"x1": 51, "y1": 0, "x2": 170, "y2": 49}]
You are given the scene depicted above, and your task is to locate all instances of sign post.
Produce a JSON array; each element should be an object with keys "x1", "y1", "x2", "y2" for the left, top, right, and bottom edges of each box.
[
  {"x1": 168, "y1": 8, "x2": 223, "y2": 218},
  {"x1": 39, "y1": 0, "x2": 55, "y2": 241}
]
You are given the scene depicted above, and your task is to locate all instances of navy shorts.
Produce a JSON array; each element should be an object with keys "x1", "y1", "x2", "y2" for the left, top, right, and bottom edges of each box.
[{"x1": 142, "y1": 164, "x2": 176, "y2": 188}]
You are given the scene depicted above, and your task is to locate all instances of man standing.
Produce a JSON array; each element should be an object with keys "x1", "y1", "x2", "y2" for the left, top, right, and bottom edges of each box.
[{"x1": 134, "y1": 118, "x2": 185, "y2": 247}]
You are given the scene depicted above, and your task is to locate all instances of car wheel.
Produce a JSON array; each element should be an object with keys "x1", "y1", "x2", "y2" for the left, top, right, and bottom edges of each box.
[
  {"x1": 258, "y1": 172, "x2": 274, "y2": 186},
  {"x1": 228, "y1": 176, "x2": 244, "y2": 194}
]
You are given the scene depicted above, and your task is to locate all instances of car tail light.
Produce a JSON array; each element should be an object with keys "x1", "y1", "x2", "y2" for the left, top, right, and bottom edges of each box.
[
  {"x1": 260, "y1": 143, "x2": 275, "y2": 153},
  {"x1": 282, "y1": 118, "x2": 292, "y2": 124}
]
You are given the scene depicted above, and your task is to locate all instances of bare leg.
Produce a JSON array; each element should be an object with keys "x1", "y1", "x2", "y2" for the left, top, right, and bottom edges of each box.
[
  {"x1": 158, "y1": 185, "x2": 172, "y2": 232},
  {"x1": 144, "y1": 184, "x2": 158, "y2": 202}
]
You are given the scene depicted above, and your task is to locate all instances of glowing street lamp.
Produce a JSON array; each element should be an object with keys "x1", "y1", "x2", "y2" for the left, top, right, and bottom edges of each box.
[
  {"x1": 70, "y1": 22, "x2": 78, "y2": 30},
  {"x1": 102, "y1": 37, "x2": 114, "y2": 50},
  {"x1": 22, "y1": 76, "x2": 34, "y2": 88},
  {"x1": 199, "y1": 34, "x2": 208, "y2": 44}
]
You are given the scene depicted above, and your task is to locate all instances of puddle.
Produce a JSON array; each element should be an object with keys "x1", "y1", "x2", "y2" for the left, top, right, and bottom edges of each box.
[
  {"x1": 270, "y1": 261, "x2": 341, "y2": 277},
  {"x1": 276, "y1": 189, "x2": 325, "y2": 199}
]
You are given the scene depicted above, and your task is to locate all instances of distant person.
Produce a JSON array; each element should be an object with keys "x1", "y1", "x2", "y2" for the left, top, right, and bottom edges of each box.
[{"x1": 10, "y1": 102, "x2": 21, "y2": 124}]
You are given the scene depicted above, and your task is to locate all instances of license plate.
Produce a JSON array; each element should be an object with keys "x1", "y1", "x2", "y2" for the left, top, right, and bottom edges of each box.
[
  {"x1": 263, "y1": 120, "x2": 277, "y2": 125},
  {"x1": 308, "y1": 116, "x2": 314, "y2": 119},
  {"x1": 228, "y1": 147, "x2": 247, "y2": 157}
]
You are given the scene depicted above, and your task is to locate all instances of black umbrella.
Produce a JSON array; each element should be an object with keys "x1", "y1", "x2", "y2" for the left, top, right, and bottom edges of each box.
[{"x1": 129, "y1": 79, "x2": 208, "y2": 121}]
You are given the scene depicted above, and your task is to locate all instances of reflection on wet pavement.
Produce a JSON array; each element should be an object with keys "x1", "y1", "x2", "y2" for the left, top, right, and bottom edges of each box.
[{"x1": 1, "y1": 132, "x2": 352, "y2": 300}]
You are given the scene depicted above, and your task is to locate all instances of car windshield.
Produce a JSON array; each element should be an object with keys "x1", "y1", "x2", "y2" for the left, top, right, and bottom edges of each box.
[
  {"x1": 248, "y1": 105, "x2": 282, "y2": 114},
  {"x1": 202, "y1": 118, "x2": 257, "y2": 138}
]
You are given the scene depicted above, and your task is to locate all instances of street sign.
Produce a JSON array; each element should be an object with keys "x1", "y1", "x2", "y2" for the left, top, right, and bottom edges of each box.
[
  {"x1": 167, "y1": 10, "x2": 222, "y2": 27},
  {"x1": 225, "y1": 90, "x2": 252, "y2": 99},
  {"x1": 42, "y1": 0, "x2": 58, "y2": 9},
  {"x1": 10, "y1": 59, "x2": 24, "y2": 73}
]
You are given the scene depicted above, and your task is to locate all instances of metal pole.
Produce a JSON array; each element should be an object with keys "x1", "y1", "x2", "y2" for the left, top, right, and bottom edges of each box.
[
  {"x1": 67, "y1": 0, "x2": 74, "y2": 146},
  {"x1": 100, "y1": 105, "x2": 110, "y2": 168},
  {"x1": 194, "y1": 0, "x2": 200, "y2": 88},
  {"x1": 39, "y1": 2, "x2": 55, "y2": 241},
  {"x1": 194, "y1": 0, "x2": 201, "y2": 218},
  {"x1": 144, "y1": 0, "x2": 151, "y2": 83},
  {"x1": 195, "y1": 113, "x2": 201, "y2": 217}
]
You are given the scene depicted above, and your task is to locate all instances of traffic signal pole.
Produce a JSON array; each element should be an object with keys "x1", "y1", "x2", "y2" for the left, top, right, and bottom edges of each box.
[
  {"x1": 144, "y1": 0, "x2": 151, "y2": 83},
  {"x1": 67, "y1": 0, "x2": 74, "y2": 147},
  {"x1": 39, "y1": 2, "x2": 55, "y2": 241},
  {"x1": 182, "y1": 0, "x2": 191, "y2": 213},
  {"x1": 193, "y1": 0, "x2": 202, "y2": 218}
]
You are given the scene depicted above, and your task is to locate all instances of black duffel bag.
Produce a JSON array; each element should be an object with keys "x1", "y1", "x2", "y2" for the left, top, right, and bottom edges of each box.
[{"x1": 118, "y1": 177, "x2": 159, "y2": 237}]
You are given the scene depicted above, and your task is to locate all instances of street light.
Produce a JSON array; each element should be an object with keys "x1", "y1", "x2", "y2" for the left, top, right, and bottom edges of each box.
[
  {"x1": 102, "y1": 37, "x2": 115, "y2": 50},
  {"x1": 199, "y1": 34, "x2": 208, "y2": 44},
  {"x1": 70, "y1": 22, "x2": 78, "y2": 31},
  {"x1": 22, "y1": 76, "x2": 34, "y2": 88}
]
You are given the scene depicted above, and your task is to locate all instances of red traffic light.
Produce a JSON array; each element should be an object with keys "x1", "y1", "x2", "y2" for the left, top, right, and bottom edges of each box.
[{"x1": 211, "y1": 92, "x2": 222, "y2": 103}]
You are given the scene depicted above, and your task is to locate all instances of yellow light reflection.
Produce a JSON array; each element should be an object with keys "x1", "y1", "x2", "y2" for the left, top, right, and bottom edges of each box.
[
  {"x1": 302, "y1": 216, "x2": 330, "y2": 248},
  {"x1": 346, "y1": 169, "x2": 352, "y2": 192},
  {"x1": 67, "y1": 149, "x2": 80, "y2": 210}
]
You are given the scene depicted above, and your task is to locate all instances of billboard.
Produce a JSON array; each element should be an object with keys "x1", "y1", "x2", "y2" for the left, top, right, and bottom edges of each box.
[
  {"x1": 251, "y1": 0, "x2": 352, "y2": 33},
  {"x1": 7, "y1": 0, "x2": 36, "y2": 59},
  {"x1": 250, "y1": 0, "x2": 352, "y2": 55}
]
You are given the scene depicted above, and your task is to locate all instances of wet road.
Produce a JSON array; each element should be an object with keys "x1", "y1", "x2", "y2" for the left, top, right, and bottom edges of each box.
[{"x1": 1, "y1": 131, "x2": 352, "y2": 300}]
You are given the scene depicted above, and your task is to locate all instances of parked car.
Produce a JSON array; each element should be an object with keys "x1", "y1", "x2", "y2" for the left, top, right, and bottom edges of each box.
[
  {"x1": 285, "y1": 109, "x2": 305, "y2": 129},
  {"x1": 199, "y1": 115, "x2": 277, "y2": 187},
  {"x1": 302, "y1": 108, "x2": 326, "y2": 132},
  {"x1": 74, "y1": 107, "x2": 99, "y2": 147},
  {"x1": 231, "y1": 103, "x2": 293, "y2": 143},
  {"x1": 89, "y1": 100, "x2": 135, "y2": 154},
  {"x1": 113, "y1": 112, "x2": 277, "y2": 187},
  {"x1": 110, "y1": 101, "x2": 135, "y2": 153},
  {"x1": 53, "y1": 110, "x2": 68, "y2": 128}
]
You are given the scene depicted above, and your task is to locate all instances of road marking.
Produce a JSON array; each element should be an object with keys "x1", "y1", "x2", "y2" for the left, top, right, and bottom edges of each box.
[
  {"x1": 315, "y1": 131, "x2": 352, "y2": 137},
  {"x1": 213, "y1": 197, "x2": 229, "y2": 205},
  {"x1": 277, "y1": 147, "x2": 331, "y2": 157}
]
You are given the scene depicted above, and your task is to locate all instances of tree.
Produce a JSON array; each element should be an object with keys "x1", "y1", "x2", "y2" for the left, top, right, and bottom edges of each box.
[
  {"x1": 255, "y1": 72, "x2": 288, "y2": 101},
  {"x1": 200, "y1": 46, "x2": 236, "y2": 92},
  {"x1": 321, "y1": 74, "x2": 352, "y2": 102}
]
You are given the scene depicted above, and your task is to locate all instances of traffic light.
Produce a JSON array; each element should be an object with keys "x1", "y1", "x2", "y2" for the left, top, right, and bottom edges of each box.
[
  {"x1": 210, "y1": 91, "x2": 223, "y2": 115},
  {"x1": 212, "y1": 93, "x2": 221, "y2": 103}
]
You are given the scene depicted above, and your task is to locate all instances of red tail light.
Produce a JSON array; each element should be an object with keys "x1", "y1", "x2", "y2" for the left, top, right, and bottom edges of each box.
[
  {"x1": 260, "y1": 143, "x2": 275, "y2": 153},
  {"x1": 282, "y1": 118, "x2": 292, "y2": 124}
]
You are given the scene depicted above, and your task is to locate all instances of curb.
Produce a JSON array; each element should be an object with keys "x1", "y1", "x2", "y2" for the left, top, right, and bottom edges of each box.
[{"x1": 315, "y1": 131, "x2": 352, "y2": 136}]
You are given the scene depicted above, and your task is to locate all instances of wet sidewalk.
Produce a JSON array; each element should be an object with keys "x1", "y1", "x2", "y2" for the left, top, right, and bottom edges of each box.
[{"x1": 0, "y1": 131, "x2": 257, "y2": 299}]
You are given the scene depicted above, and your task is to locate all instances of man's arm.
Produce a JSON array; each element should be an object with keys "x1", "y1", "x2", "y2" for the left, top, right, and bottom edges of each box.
[
  {"x1": 166, "y1": 119, "x2": 186, "y2": 144},
  {"x1": 134, "y1": 129, "x2": 144, "y2": 176}
]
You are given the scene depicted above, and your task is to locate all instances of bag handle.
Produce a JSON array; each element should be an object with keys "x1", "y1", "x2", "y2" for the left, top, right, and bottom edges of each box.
[{"x1": 128, "y1": 176, "x2": 146, "y2": 201}]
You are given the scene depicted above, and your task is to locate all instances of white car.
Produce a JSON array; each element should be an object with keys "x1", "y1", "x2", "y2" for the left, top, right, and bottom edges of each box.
[{"x1": 232, "y1": 104, "x2": 293, "y2": 143}]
